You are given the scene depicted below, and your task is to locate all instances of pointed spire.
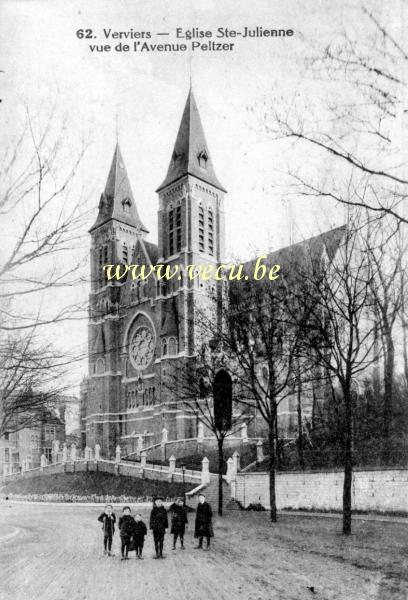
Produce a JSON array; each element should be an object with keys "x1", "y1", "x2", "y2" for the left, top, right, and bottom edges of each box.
[
  {"x1": 156, "y1": 88, "x2": 226, "y2": 193},
  {"x1": 90, "y1": 143, "x2": 148, "y2": 233}
]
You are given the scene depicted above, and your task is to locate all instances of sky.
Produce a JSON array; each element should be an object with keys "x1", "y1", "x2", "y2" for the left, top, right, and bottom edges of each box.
[{"x1": 0, "y1": 0, "x2": 400, "y2": 393}]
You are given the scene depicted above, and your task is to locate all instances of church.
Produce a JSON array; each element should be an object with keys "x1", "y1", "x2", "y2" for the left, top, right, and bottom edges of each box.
[{"x1": 81, "y1": 88, "x2": 338, "y2": 459}]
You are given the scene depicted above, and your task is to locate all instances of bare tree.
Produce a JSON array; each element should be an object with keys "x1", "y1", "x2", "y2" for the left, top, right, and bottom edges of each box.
[
  {"x1": 0, "y1": 106, "x2": 89, "y2": 332},
  {"x1": 364, "y1": 219, "x2": 405, "y2": 462},
  {"x1": 297, "y1": 220, "x2": 377, "y2": 534},
  {"x1": 210, "y1": 267, "x2": 313, "y2": 522},
  {"x1": 163, "y1": 344, "x2": 252, "y2": 516},
  {"x1": 0, "y1": 105, "x2": 90, "y2": 430},
  {"x1": 0, "y1": 332, "x2": 70, "y2": 437},
  {"x1": 260, "y1": 5, "x2": 407, "y2": 225}
]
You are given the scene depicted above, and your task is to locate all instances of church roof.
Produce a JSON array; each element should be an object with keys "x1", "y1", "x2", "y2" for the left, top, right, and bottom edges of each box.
[
  {"x1": 242, "y1": 225, "x2": 346, "y2": 284},
  {"x1": 156, "y1": 88, "x2": 226, "y2": 193},
  {"x1": 143, "y1": 241, "x2": 159, "y2": 265},
  {"x1": 89, "y1": 144, "x2": 149, "y2": 233}
]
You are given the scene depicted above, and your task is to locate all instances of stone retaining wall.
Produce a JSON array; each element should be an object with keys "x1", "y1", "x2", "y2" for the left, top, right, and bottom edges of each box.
[{"x1": 233, "y1": 468, "x2": 408, "y2": 513}]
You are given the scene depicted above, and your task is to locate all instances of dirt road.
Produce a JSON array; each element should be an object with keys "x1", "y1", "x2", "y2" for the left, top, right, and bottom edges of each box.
[{"x1": 0, "y1": 503, "x2": 406, "y2": 600}]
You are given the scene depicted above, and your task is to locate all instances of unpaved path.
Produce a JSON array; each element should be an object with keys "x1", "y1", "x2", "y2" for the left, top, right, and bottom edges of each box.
[{"x1": 0, "y1": 503, "x2": 406, "y2": 600}]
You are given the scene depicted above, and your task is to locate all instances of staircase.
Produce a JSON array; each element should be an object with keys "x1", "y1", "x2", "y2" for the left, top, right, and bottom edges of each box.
[{"x1": 185, "y1": 474, "x2": 239, "y2": 511}]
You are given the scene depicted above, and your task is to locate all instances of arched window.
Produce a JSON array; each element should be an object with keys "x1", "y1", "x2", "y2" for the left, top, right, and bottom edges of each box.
[
  {"x1": 175, "y1": 205, "x2": 182, "y2": 252},
  {"x1": 168, "y1": 337, "x2": 177, "y2": 356},
  {"x1": 122, "y1": 197, "x2": 131, "y2": 214},
  {"x1": 198, "y1": 205, "x2": 205, "y2": 252},
  {"x1": 197, "y1": 149, "x2": 208, "y2": 169},
  {"x1": 122, "y1": 242, "x2": 128, "y2": 263},
  {"x1": 96, "y1": 358, "x2": 105, "y2": 374},
  {"x1": 213, "y1": 369, "x2": 233, "y2": 430},
  {"x1": 162, "y1": 339, "x2": 167, "y2": 356},
  {"x1": 140, "y1": 280, "x2": 147, "y2": 299},
  {"x1": 208, "y1": 208, "x2": 214, "y2": 255},
  {"x1": 169, "y1": 207, "x2": 174, "y2": 255}
]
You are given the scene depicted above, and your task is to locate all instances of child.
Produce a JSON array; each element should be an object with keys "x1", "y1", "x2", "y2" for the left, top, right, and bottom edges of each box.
[
  {"x1": 97, "y1": 504, "x2": 116, "y2": 556},
  {"x1": 118, "y1": 506, "x2": 135, "y2": 560},
  {"x1": 132, "y1": 513, "x2": 147, "y2": 559},
  {"x1": 169, "y1": 497, "x2": 188, "y2": 550},
  {"x1": 194, "y1": 493, "x2": 214, "y2": 550},
  {"x1": 149, "y1": 497, "x2": 168, "y2": 559}
]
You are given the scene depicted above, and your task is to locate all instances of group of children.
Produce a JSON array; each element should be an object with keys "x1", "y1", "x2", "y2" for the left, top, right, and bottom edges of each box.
[{"x1": 97, "y1": 493, "x2": 213, "y2": 560}]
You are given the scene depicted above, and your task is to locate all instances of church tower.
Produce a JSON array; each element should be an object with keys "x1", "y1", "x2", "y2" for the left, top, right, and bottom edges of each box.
[
  {"x1": 155, "y1": 88, "x2": 227, "y2": 438},
  {"x1": 87, "y1": 144, "x2": 148, "y2": 456}
]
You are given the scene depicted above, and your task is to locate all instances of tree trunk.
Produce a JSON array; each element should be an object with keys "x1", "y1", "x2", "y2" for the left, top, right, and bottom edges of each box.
[
  {"x1": 342, "y1": 386, "x2": 353, "y2": 535},
  {"x1": 217, "y1": 437, "x2": 224, "y2": 516},
  {"x1": 382, "y1": 329, "x2": 395, "y2": 464},
  {"x1": 268, "y1": 423, "x2": 277, "y2": 522},
  {"x1": 275, "y1": 416, "x2": 281, "y2": 470},
  {"x1": 297, "y1": 382, "x2": 305, "y2": 470},
  {"x1": 402, "y1": 318, "x2": 408, "y2": 385},
  {"x1": 311, "y1": 380, "x2": 317, "y2": 431}
]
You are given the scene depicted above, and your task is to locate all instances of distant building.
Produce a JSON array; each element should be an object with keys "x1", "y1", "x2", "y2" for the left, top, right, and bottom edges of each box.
[{"x1": 0, "y1": 409, "x2": 65, "y2": 475}]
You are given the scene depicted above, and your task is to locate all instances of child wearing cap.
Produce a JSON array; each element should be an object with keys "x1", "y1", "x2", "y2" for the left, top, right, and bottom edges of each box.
[
  {"x1": 118, "y1": 506, "x2": 135, "y2": 560},
  {"x1": 132, "y1": 513, "x2": 148, "y2": 559},
  {"x1": 149, "y1": 497, "x2": 168, "y2": 559},
  {"x1": 194, "y1": 494, "x2": 214, "y2": 550}
]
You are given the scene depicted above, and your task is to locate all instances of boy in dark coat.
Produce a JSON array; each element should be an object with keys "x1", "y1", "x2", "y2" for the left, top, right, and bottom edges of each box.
[
  {"x1": 118, "y1": 506, "x2": 135, "y2": 560},
  {"x1": 149, "y1": 497, "x2": 168, "y2": 559},
  {"x1": 97, "y1": 504, "x2": 116, "y2": 556},
  {"x1": 169, "y1": 497, "x2": 188, "y2": 550},
  {"x1": 132, "y1": 513, "x2": 147, "y2": 559},
  {"x1": 194, "y1": 493, "x2": 213, "y2": 550}
]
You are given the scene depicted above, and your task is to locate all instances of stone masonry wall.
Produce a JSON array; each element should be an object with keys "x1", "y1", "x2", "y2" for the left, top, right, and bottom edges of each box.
[{"x1": 233, "y1": 468, "x2": 408, "y2": 513}]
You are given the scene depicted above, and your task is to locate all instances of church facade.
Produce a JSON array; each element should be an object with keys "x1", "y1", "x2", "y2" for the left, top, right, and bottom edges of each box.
[
  {"x1": 82, "y1": 89, "x2": 234, "y2": 458},
  {"x1": 81, "y1": 88, "x2": 332, "y2": 458}
]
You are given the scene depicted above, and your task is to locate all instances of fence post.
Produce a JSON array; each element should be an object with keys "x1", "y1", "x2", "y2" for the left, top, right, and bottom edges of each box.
[
  {"x1": 226, "y1": 457, "x2": 234, "y2": 483},
  {"x1": 169, "y1": 455, "x2": 176, "y2": 474},
  {"x1": 62, "y1": 443, "x2": 68, "y2": 463},
  {"x1": 256, "y1": 439, "x2": 264, "y2": 462},
  {"x1": 241, "y1": 423, "x2": 248, "y2": 444},
  {"x1": 197, "y1": 422, "x2": 204, "y2": 453},
  {"x1": 233, "y1": 450, "x2": 240, "y2": 473},
  {"x1": 137, "y1": 435, "x2": 143, "y2": 458},
  {"x1": 201, "y1": 457, "x2": 210, "y2": 485},
  {"x1": 94, "y1": 444, "x2": 100, "y2": 461}
]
